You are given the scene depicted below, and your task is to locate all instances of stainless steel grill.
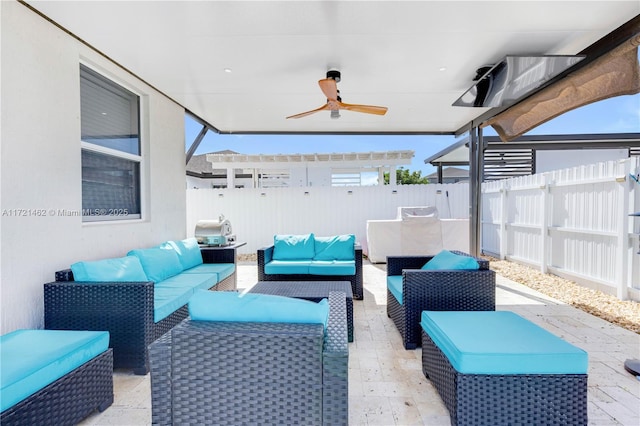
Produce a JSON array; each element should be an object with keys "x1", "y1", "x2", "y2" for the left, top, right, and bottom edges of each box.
[{"x1": 195, "y1": 215, "x2": 235, "y2": 246}]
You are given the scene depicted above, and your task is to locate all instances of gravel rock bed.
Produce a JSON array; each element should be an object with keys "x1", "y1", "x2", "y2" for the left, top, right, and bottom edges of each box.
[{"x1": 487, "y1": 257, "x2": 640, "y2": 334}]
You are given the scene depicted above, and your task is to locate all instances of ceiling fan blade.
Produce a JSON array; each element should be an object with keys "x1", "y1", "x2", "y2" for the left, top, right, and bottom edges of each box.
[
  {"x1": 318, "y1": 78, "x2": 338, "y2": 101},
  {"x1": 286, "y1": 103, "x2": 330, "y2": 119},
  {"x1": 338, "y1": 101, "x2": 388, "y2": 115}
]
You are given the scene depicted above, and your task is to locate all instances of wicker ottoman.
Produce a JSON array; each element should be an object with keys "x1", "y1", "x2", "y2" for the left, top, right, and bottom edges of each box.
[
  {"x1": 420, "y1": 311, "x2": 588, "y2": 426},
  {"x1": 0, "y1": 330, "x2": 113, "y2": 425}
]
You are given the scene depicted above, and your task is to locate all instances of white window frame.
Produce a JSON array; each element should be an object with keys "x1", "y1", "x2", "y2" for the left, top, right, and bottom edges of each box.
[{"x1": 80, "y1": 62, "x2": 145, "y2": 223}]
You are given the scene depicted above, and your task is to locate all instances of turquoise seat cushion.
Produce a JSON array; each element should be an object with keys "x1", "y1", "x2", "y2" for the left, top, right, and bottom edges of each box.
[
  {"x1": 314, "y1": 234, "x2": 355, "y2": 260},
  {"x1": 159, "y1": 238, "x2": 203, "y2": 270},
  {"x1": 189, "y1": 290, "x2": 329, "y2": 327},
  {"x1": 154, "y1": 272, "x2": 220, "y2": 323},
  {"x1": 0, "y1": 329, "x2": 109, "y2": 412},
  {"x1": 387, "y1": 275, "x2": 403, "y2": 305},
  {"x1": 70, "y1": 256, "x2": 148, "y2": 282},
  {"x1": 264, "y1": 260, "x2": 312, "y2": 275},
  {"x1": 183, "y1": 263, "x2": 235, "y2": 281},
  {"x1": 420, "y1": 311, "x2": 588, "y2": 375},
  {"x1": 422, "y1": 250, "x2": 479, "y2": 270},
  {"x1": 156, "y1": 273, "x2": 218, "y2": 292},
  {"x1": 272, "y1": 233, "x2": 315, "y2": 260},
  {"x1": 128, "y1": 247, "x2": 183, "y2": 283},
  {"x1": 308, "y1": 260, "x2": 356, "y2": 276}
]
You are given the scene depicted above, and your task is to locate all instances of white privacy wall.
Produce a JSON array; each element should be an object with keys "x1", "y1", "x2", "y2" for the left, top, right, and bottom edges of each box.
[
  {"x1": 482, "y1": 157, "x2": 639, "y2": 300},
  {"x1": 186, "y1": 184, "x2": 470, "y2": 255},
  {"x1": 0, "y1": 2, "x2": 188, "y2": 333}
]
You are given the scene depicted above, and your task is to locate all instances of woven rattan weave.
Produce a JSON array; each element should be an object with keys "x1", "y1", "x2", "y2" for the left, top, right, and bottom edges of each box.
[
  {"x1": 0, "y1": 349, "x2": 113, "y2": 426},
  {"x1": 386, "y1": 251, "x2": 495, "y2": 349},
  {"x1": 149, "y1": 291, "x2": 349, "y2": 426},
  {"x1": 421, "y1": 330, "x2": 588, "y2": 425},
  {"x1": 44, "y1": 250, "x2": 237, "y2": 374}
]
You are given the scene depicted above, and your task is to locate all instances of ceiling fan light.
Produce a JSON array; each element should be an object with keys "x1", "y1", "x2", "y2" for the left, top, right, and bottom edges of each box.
[{"x1": 330, "y1": 110, "x2": 340, "y2": 119}]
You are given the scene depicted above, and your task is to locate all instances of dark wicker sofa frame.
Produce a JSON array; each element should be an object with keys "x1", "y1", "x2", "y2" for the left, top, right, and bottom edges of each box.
[
  {"x1": 257, "y1": 243, "x2": 364, "y2": 300},
  {"x1": 0, "y1": 349, "x2": 114, "y2": 425},
  {"x1": 44, "y1": 249, "x2": 236, "y2": 375},
  {"x1": 386, "y1": 251, "x2": 495, "y2": 349},
  {"x1": 149, "y1": 291, "x2": 349, "y2": 426},
  {"x1": 421, "y1": 330, "x2": 588, "y2": 425}
]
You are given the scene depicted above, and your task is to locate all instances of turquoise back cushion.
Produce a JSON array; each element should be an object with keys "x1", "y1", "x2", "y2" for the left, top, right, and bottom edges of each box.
[
  {"x1": 273, "y1": 233, "x2": 316, "y2": 260},
  {"x1": 189, "y1": 290, "x2": 329, "y2": 327},
  {"x1": 314, "y1": 234, "x2": 355, "y2": 260},
  {"x1": 422, "y1": 250, "x2": 479, "y2": 270},
  {"x1": 128, "y1": 247, "x2": 183, "y2": 283},
  {"x1": 159, "y1": 238, "x2": 203, "y2": 270},
  {"x1": 70, "y1": 256, "x2": 148, "y2": 282}
]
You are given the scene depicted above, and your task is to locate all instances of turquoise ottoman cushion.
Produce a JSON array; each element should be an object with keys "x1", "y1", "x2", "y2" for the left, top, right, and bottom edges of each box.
[
  {"x1": 420, "y1": 311, "x2": 588, "y2": 375},
  {"x1": 0, "y1": 329, "x2": 109, "y2": 412}
]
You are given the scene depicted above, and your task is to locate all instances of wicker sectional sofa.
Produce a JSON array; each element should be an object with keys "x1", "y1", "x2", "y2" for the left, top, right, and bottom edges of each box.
[
  {"x1": 149, "y1": 290, "x2": 349, "y2": 425},
  {"x1": 44, "y1": 238, "x2": 236, "y2": 375},
  {"x1": 257, "y1": 233, "x2": 364, "y2": 300}
]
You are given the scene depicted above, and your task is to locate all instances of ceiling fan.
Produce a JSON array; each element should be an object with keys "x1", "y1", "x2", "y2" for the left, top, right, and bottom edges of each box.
[{"x1": 286, "y1": 70, "x2": 388, "y2": 119}]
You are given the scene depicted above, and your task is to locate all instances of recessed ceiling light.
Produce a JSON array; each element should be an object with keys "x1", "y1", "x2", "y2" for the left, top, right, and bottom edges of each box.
[
  {"x1": 439, "y1": 67, "x2": 447, "y2": 72},
  {"x1": 224, "y1": 68, "x2": 232, "y2": 73}
]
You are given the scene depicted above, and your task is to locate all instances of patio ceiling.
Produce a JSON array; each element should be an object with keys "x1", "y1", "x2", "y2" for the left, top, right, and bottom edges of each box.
[{"x1": 23, "y1": 1, "x2": 640, "y2": 135}]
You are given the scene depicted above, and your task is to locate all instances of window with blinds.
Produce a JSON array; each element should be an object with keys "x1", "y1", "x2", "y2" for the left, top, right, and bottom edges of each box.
[{"x1": 80, "y1": 64, "x2": 141, "y2": 221}]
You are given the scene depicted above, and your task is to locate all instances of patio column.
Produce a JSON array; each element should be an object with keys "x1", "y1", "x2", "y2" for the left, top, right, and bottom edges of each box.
[
  {"x1": 389, "y1": 166, "x2": 397, "y2": 186},
  {"x1": 227, "y1": 168, "x2": 235, "y2": 189},
  {"x1": 468, "y1": 126, "x2": 484, "y2": 257},
  {"x1": 378, "y1": 167, "x2": 385, "y2": 186}
]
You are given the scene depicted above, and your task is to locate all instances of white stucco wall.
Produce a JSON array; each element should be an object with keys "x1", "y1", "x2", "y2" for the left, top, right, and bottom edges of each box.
[{"x1": 1, "y1": 2, "x2": 187, "y2": 333}]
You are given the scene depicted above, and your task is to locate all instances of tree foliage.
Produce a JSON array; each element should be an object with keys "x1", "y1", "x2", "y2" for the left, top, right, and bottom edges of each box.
[{"x1": 383, "y1": 167, "x2": 429, "y2": 185}]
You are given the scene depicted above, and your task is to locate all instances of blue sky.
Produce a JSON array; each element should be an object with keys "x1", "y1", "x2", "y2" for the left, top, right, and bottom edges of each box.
[{"x1": 186, "y1": 93, "x2": 639, "y2": 177}]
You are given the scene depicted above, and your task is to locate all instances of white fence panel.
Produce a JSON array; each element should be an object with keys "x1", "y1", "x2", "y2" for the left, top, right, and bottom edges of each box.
[
  {"x1": 187, "y1": 184, "x2": 469, "y2": 255},
  {"x1": 482, "y1": 157, "x2": 639, "y2": 301},
  {"x1": 480, "y1": 180, "x2": 503, "y2": 256}
]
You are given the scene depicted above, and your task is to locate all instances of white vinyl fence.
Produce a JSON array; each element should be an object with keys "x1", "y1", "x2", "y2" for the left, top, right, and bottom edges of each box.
[
  {"x1": 482, "y1": 157, "x2": 640, "y2": 300},
  {"x1": 186, "y1": 183, "x2": 469, "y2": 256},
  {"x1": 186, "y1": 157, "x2": 639, "y2": 301}
]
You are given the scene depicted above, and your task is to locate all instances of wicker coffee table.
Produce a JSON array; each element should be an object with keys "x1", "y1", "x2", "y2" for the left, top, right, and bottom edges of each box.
[{"x1": 249, "y1": 281, "x2": 354, "y2": 342}]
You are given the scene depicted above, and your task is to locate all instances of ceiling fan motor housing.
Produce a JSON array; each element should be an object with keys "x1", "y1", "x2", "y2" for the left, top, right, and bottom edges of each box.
[{"x1": 326, "y1": 69, "x2": 341, "y2": 82}]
